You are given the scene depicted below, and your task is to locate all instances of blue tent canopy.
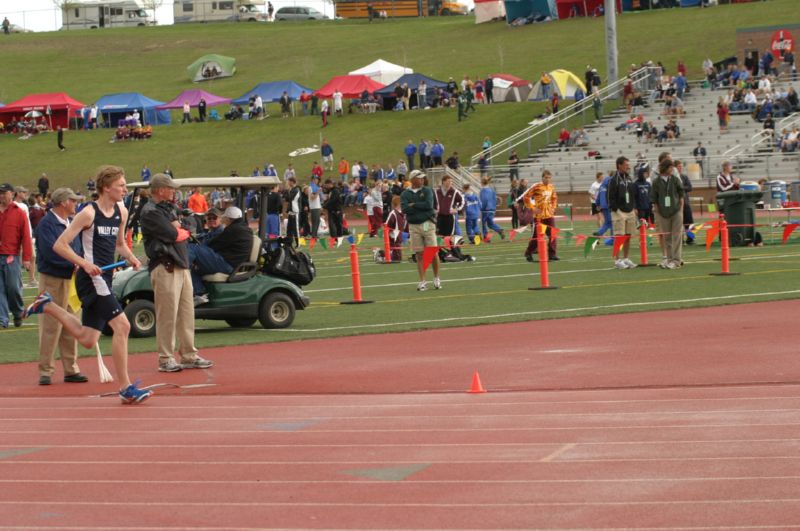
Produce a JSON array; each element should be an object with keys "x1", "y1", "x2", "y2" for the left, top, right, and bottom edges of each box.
[
  {"x1": 374, "y1": 73, "x2": 448, "y2": 98},
  {"x1": 232, "y1": 80, "x2": 315, "y2": 105},
  {"x1": 96, "y1": 92, "x2": 171, "y2": 126},
  {"x1": 504, "y1": 0, "x2": 557, "y2": 22}
]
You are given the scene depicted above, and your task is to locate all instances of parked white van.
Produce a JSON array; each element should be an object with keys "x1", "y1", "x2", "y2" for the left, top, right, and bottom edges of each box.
[
  {"x1": 60, "y1": 0, "x2": 154, "y2": 30},
  {"x1": 173, "y1": 0, "x2": 268, "y2": 23}
]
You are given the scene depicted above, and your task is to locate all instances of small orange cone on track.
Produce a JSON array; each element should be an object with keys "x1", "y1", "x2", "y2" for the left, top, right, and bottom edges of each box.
[{"x1": 468, "y1": 371, "x2": 487, "y2": 394}]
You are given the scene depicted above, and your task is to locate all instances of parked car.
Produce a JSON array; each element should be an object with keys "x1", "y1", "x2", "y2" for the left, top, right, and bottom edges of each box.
[
  {"x1": 274, "y1": 6, "x2": 328, "y2": 20},
  {"x1": 110, "y1": 177, "x2": 310, "y2": 337}
]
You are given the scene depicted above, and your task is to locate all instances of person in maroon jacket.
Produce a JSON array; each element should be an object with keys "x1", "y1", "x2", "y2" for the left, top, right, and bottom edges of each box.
[
  {"x1": 0, "y1": 182, "x2": 33, "y2": 328},
  {"x1": 433, "y1": 175, "x2": 464, "y2": 237},
  {"x1": 385, "y1": 195, "x2": 407, "y2": 262}
]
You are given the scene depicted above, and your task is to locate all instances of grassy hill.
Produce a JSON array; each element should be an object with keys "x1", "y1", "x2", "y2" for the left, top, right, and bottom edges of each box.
[{"x1": 0, "y1": 0, "x2": 792, "y2": 188}]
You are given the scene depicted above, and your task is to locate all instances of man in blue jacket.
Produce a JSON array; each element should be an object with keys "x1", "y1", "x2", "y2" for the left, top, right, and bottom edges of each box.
[
  {"x1": 478, "y1": 178, "x2": 505, "y2": 241},
  {"x1": 34, "y1": 188, "x2": 86, "y2": 386},
  {"x1": 594, "y1": 172, "x2": 613, "y2": 237},
  {"x1": 404, "y1": 140, "x2": 417, "y2": 172}
]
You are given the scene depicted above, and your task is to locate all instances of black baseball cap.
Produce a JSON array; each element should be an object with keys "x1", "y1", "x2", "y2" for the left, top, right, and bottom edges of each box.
[{"x1": 0, "y1": 183, "x2": 13, "y2": 192}]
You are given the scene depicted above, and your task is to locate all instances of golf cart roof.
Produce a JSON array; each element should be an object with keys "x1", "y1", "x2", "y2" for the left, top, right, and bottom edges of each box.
[{"x1": 128, "y1": 176, "x2": 282, "y2": 189}]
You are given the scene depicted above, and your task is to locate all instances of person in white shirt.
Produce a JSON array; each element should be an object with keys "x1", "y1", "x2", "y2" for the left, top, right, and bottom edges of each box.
[
  {"x1": 351, "y1": 161, "x2": 360, "y2": 181},
  {"x1": 757, "y1": 76, "x2": 772, "y2": 96},
  {"x1": 254, "y1": 95, "x2": 263, "y2": 118},
  {"x1": 417, "y1": 80, "x2": 427, "y2": 109},
  {"x1": 182, "y1": 101, "x2": 191, "y2": 124},
  {"x1": 744, "y1": 89, "x2": 758, "y2": 111},
  {"x1": 132, "y1": 109, "x2": 140, "y2": 126},
  {"x1": 588, "y1": 173, "x2": 603, "y2": 227},
  {"x1": 333, "y1": 90, "x2": 343, "y2": 117},
  {"x1": 90, "y1": 104, "x2": 98, "y2": 129},
  {"x1": 283, "y1": 163, "x2": 296, "y2": 183}
]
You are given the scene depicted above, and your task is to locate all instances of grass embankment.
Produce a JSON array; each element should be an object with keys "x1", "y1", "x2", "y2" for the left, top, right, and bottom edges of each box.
[
  {"x1": 5, "y1": 216, "x2": 799, "y2": 364},
  {"x1": 0, "y1": 0, "x2": 794, "y2": 186}
]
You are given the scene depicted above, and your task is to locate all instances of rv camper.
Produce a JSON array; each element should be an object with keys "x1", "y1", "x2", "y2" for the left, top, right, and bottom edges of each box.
[
  {"x1": 173, "y1": 0, "x2": 268, "y2": 23},
  {"x1": 60, "y1": 0, "x2": 154, "y2": 30}
]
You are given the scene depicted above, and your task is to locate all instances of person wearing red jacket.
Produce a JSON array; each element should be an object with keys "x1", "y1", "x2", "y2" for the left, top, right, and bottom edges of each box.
[{"x1": 0, "y1": 182, "x2": 33, "y2": 328}]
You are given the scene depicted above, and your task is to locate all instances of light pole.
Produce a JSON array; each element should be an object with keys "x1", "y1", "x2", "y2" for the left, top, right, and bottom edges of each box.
[{"x1": 604, "y1": 0, "x2": 618, "y2": 93}]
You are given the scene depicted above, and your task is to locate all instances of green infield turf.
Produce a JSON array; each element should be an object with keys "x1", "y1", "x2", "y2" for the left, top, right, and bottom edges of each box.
[{"x1": 5, "y1": 215, "x2": 798, "y2": 364}]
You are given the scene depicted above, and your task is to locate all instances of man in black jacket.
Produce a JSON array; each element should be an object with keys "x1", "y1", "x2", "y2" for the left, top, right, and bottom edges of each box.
[
  {"x1": 322, "y1": 179, "x2": 343, "y2": 238},
  {"x1": 607, "y1": 156, "x2": 637, "y2": 269},
  {"x1": 141, "y1": 173, "x2": 213, "y2": 373}
]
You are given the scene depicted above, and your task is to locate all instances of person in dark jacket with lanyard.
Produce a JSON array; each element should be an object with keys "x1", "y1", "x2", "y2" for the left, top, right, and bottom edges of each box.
[
  {"x1": 141, "y1": 173, "x2": 213, "y2": 374},
  {"x1": 322, "y1": 179, "x2": 343, "y2": 238},
  {"x1": 650, "y1": 158, "x2": 685, "y2": 269},
  {"x1": 33, "y1": 188, "x2": 86, "y2": 386},
  {"x1": 401, "y1": 170, "x2": 441, "y2": 291},
  {"x1": 607, "y1": 156, "x2": 638, "y2": 269}
]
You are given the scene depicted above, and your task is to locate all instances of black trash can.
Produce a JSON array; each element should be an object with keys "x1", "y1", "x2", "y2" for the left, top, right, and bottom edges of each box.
[{"x1": 715, "y1": 190, "x2": 762, "y2": 246}]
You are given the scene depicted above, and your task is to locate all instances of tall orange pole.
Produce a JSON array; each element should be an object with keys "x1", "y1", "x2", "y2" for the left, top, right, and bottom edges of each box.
[
  {"x1": 341, "y1": 244, "x2": 375, "y2": 304},
  {"x1": 530, "y1": 224, "x2": 558, "y2": 291}
]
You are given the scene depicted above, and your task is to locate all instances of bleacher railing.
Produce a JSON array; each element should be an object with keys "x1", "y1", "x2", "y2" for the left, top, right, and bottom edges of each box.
[{"x1": 469, "y1": 66, "x2": 661, "y2": 168}]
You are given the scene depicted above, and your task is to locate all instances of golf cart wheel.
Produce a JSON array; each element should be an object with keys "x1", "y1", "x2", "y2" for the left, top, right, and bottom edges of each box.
[
  {"x1": 225, "y1": 318, "x2": 257, "y2": 328},
  {"x1": 731, "y1": 232, "x2": 745, "y2": 246},
  {"x1": 125, "y1": 299, "x2": 156, "y2": 338},
  {"x1": 258, "y1": 292, "x2": 295, "y2": 329}
]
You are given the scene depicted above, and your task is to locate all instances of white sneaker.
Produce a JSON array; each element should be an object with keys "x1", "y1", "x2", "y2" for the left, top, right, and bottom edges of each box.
[
  {"x1": 433, "y1": 277, "x2": 442, "y2": 290},
  {"x1": 416, "y1": 281, "x2": 428, "y2": 292},
  {"x1": 623, "y1": 258, "x2": 637, "y2": 269},
  {"x1": 665, "y1": 261, "x2": 677, "y2": 270},
  {"x1": 614, "y1": 259, "x2": 627, "y2": 270},
  {"x1": 659, "y1": 258, "x2": 669, "y2": 269}
]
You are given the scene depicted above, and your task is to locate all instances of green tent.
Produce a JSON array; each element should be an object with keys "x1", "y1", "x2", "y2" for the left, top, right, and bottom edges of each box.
[{"x1": 187, "y1": 54, "x2": 236, "y2": 83}]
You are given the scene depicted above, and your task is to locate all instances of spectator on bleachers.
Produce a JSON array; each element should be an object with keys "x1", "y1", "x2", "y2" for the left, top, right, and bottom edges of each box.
[
  {"x1": 756, "y1": 97, "x2": 774, "y2": 121},
  {"x1": 779, "y1": 126, "x2": 799, "y2": 152},
  {"x1": 557, "y1": 128, "x2": 570, "y2": 148},
  {"x1": 757, "y1": 76, "x2": 772, "y2": 97},
  {"x1": 717, "y1": 97, "x2": 729, "y2": 133},
  {"x1": 573, "y1": 128, "x2": 590, "y2": 146},
  {"x1": 742, "y1": 89, "x2": 758, "y2": 112}
]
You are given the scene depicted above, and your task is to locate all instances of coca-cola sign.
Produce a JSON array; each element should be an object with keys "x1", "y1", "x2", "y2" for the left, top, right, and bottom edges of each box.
[{"x1": 771, "y1": 30, "x2": 794, "y2": 55}]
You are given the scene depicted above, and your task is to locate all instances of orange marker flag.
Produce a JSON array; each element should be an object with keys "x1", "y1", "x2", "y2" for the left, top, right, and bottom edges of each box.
[
  {"x1": 782, "y1": 223, "x2": 799, "y2": 244},
  {"x1": 421, "y1": 246, "x2": 439, "y2": 273},
  {"x1": 612, "y1": 235, "x2": 630, "y2": 258},
  {"x1": 308, "y1": 238, "x2": 316, "y2": 251}
]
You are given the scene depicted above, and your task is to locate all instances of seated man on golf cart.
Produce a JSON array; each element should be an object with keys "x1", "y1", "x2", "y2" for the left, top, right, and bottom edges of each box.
[{"x1": 188, "y1": 206, "x2": 254, "y2": 305}]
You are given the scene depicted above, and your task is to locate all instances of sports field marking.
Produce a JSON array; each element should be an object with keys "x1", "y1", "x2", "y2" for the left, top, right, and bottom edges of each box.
[
  {"x1": 3, "y1": 423, "x2": 800, "y2": 433},
  {"x1": 3, "y1": 476, "x2": 800, "y2": 484},
  {"x1": 305, "y1": 253, "x2": 800, "y2": 293},
  {"x1": 270, "y1": 289, "x2": 800, "y2": 332},
  {"x1": 3, "y1": 408, "x2": 797, "y2": 421},
  {"x1": 3, "y1": 438, "x2": 800, "y2": 448}
]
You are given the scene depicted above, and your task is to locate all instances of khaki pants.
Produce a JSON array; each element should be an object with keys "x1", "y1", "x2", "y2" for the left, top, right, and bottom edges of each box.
[
  {"x1": 151, "y1": 265, "x2": 198, "y2": 365},
  {"x1": 655, "y1": 210, "x2": 684, "y2": 264},
  {"x1": 37, "y1": 273, "x2": 79, "y2": 377}
]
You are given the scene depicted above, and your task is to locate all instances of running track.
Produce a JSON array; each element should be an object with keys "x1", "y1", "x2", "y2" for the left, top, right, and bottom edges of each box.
[{"x1": 1, "y1": 299, "x2": 799, "y2": 528}]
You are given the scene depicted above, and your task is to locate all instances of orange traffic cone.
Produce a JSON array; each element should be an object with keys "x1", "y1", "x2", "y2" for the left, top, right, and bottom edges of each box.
[{"x1": 468, "y1": 371, "x2": 487, "y2": 394}]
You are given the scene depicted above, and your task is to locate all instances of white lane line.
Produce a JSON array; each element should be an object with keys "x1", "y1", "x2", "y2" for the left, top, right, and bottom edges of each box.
[
  {"x1": 3, "y1": 392, "x2": 800, "y2": 409},
  {"x1": 1, "y1": 499, "x2": 800, "y2": 507},
  {"x1": 3, "y1": 407, "x2": 799, "y2": 421},
  {"x1": 267, "y1": 289, "x2": 800, "y2": 332}
]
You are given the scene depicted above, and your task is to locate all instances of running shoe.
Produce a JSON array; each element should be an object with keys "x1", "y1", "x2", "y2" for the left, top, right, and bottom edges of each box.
[
  {"x1": 614, "y1": 259, "x2": 627, "y2": 270},
  {"x1": 623, "y1": 258, "x2": 637, "y2": 269},
  {"x1": 22, "y1": 292, "x2": 53, "y2": 319},
  {"x1": 416, "y1": 281, "x2": 428, "y2": 292},
  {"x1": 119, "y1": 383, "x2": 153, "y2": 405},
  {"x1": 433, "y1": 277, "x2": 442, "y2": 290},
  {"x1": 180, "y1": 357, "x2": 214, "y2": 370}
]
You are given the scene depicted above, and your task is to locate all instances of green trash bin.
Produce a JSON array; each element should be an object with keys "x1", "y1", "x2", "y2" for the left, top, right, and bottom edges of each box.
[{"x1": 715, "y1": 190, "x2": 763, "y2": 246}]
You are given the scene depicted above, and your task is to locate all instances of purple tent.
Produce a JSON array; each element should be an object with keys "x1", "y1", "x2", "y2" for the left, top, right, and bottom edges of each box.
[{"x1": 156, "y1": 89, "x2": 231, "y2": 109}]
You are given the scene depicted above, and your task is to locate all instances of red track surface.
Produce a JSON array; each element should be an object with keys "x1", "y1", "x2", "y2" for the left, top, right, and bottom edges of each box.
[{"x1": 1, "y1": 300, "x2": 799, "y2": 528}]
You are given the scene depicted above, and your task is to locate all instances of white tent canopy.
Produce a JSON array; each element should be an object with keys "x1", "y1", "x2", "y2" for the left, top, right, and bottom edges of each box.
[
  {"x1": 348, "y1": 59, "x2": 413, "y2": 86},
  {"x1": 474, "y1": 0, "x2": 506, "y2": 24}
]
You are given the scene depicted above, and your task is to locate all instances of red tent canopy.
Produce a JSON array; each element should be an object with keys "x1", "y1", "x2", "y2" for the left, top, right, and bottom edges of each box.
[
  {"x1": 556, "y1": 0, "x2": 621, "y2": 19},
  {"x1": 489, "y1": 73, "x2": 532, "y2": 87},
  {"x1": 0, "y1": 92, "x2": 86, "y2": 129},
  {"x1": 315, "y1": 75, "x2": 385, "y2": 99}
]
